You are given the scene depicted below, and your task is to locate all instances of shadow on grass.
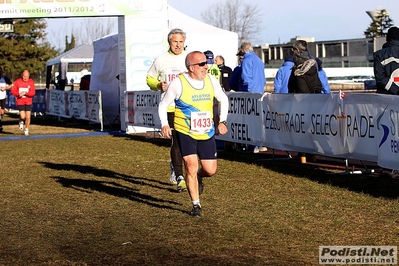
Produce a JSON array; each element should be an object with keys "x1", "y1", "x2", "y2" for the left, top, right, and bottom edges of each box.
[
  {"x1": 303, "y1": 169, "x2": 399, "y2": 199},
  {"x1": 225, "y1": 151, "x2": 399, "y2": 200},
  {"x1": 39, "y1": 161, "x2": 184, "y2": 213},
  {"x1": 111, "y1": 135, "x2": 399, "y2": 199}
]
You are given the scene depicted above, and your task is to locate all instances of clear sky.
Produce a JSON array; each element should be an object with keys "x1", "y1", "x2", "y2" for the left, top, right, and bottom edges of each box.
[
  {"x1": 45, "y1": 0, "x2": 399, "y2": 49},
  {"x1": 168, "y1": 0, "x2": 399, "y2": 46}
]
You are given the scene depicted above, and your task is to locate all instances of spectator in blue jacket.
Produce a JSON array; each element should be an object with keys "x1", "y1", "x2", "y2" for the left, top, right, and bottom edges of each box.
[
  {"x1": 236, "y1": 42, "x2": 267, "y2": 153},
  {"x1": 239, "y1": 41, "x2": 266, "y2": 93},
  {"x1": 315, "y1": 58, "x2": 331, "y2": 94},
  {"x1": 274, "y1": 55, "x2": 294, "y2": 93},
  {"x1": 229, "y1": 50, "x2": 244, "y2": 91}
]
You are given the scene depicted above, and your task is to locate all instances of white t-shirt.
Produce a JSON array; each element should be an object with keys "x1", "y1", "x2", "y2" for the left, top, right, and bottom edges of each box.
[
  {"x1": 0, "y1": 78, "x2": 7, "y2": 100},
  {"x1": 147, "y1": 51, "x2": 188, "y2": 108},
  {"x1": 147, "y1": 51, "x2": 188, "y2": 84}
]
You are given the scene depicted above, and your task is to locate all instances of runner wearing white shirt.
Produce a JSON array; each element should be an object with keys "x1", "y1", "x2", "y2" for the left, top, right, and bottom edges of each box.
[{"x1": 146, "y1": 28, "x2": 188, "y2": 192}]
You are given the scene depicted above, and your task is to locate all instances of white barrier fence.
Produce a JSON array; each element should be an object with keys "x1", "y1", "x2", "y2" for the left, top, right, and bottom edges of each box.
[
  {"x1": 45, "y1": 90, "x2": 103, "y2": 131},
  {"x1": 127, "y1": 90, "x2": 399, "y2": 170}
]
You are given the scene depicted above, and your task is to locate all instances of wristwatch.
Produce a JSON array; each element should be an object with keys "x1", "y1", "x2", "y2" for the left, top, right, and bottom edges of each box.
[{"x1": 219, "y1": 121, "x2": 227, "y2": 126}]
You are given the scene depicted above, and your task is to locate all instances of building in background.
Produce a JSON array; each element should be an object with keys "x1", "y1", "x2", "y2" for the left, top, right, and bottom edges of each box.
[
  {"x1": 256, "y1": 36, "x2": 386, "y2": 69},
  {"x1": 255, "y1": 35, "x2": 387, "y2": 89}
]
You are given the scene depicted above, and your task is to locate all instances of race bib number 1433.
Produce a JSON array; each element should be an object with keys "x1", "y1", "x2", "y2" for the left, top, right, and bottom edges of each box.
[{"x1": 190, "y1": 111, "x2": 212, "y2": 133}]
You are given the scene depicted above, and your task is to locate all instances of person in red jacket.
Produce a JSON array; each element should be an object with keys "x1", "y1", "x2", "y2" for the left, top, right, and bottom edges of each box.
[{"x1": 11, "y1": 70, "x2": 36, "y2": 136}]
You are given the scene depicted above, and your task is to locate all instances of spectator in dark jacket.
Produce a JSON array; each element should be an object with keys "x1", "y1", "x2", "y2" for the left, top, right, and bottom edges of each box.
[
  {"x1": 229, "y1": 50, "x2": 244, "y2": 91},
  {"x1": 215, "y1": 55, "x2": 232, "y2": 91},
  {"x1": 79, "y1": 69, "x2": 91, "y2": 90},
  {"x1": 288, "y1": 40, "x2": 322, "y2": 93},
  {"x1": 80, "y1": 75, "x2": 91, "y2": 90},
  {"x1": 374, "y1": 26, "x2": 399, "y2": 95},
  {"x1": 287, "y1": 41, "x2": 321, "y2": 163}
]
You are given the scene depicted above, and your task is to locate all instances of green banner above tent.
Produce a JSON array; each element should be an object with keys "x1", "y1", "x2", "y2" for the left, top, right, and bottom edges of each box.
[{"x1": 0, "y1": 0, "x2": 165, "y2": 18}]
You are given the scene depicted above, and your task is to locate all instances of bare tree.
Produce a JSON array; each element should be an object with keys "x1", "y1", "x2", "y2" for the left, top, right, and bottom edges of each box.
[
  {"x1": 46, "y1": 17, "x2": 116, "y2": 52},
  {"x1": 47, "y1": 22, "x2": 68, "y2": 52},
  {"x1": 73, "y1": 17, "x2": 116, "y2": 45},
  {"x1": 201, "y1": 0, "x2": 263, "y2": 45}
]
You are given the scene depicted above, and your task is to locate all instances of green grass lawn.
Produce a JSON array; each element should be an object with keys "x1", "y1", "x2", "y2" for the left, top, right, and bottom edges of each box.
[{"x1": 0, "y1": 114, "x2": 398, "y2": 265}]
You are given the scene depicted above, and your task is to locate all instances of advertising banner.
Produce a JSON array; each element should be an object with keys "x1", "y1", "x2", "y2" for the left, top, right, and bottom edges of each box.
[
  {"x1": 376, "y1": 95, "x2": 399, "y2": 169},
  {"x1": 45, "y1": 90, "x2": 102, "y2": 127},
  {"x1": 216, "y1": 92, "x2": 265, "y2": 146},
  {"x1": 126, "y1": 90, "x2": 161, "y2": 129},
  {"x1": 339, "y1": 93, "x2": 378, "y2": 162},
  {"x1": 128, "y1": 90, "x2": 399, "y2": 170},
  {"x1": 262, "y1": 93, "x2": 348, "y2": 156},
  {"x1": 0, "y1": 0, "x2": 142, "y2": 18}
]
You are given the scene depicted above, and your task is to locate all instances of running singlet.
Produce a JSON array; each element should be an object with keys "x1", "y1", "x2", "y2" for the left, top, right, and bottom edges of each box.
[{"x1": 174, "y1": 74, "x2": 215, "y2": 140}]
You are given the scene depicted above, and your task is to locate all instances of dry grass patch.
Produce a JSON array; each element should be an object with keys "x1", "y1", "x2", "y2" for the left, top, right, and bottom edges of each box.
[{"x1": 0, "y1": 116, "x2": 398, "y2": 265}]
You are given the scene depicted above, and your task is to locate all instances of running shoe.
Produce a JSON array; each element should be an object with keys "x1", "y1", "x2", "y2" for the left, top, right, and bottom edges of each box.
[
  {"x1": 190, "y1": 204, "x2": 202, "y2": 217},
  {"x1": 24, "y1": 128, "x2": 29, "y2": 136},
  {"x1": 19, "y1": 121, "x2": 24, "y2": 130},
  {"x1": 198, "y1": 175, "x2": 204, "y2": 195},
  {"x1": 176, "y1": 176, "x2": 187, "y2": 192},
  {"x1": 259, "y1": 146, "x2": 268, "y2": 152}
]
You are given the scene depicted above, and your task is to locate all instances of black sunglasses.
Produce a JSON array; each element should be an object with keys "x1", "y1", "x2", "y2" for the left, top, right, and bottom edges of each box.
[{"x1": 191, "y1": 61, "x2": 208, "y2": 67}]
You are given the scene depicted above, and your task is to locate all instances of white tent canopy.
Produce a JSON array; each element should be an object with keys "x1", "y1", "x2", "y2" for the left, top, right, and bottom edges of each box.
[
  {"x1": 90, "y1": 33, "x2": 119, "y2": 124},
  {"x1": 46, "y1": 43, "x2": 93, "y2": 66},
  {"x1": 89, "y1": 4, "x2": 238, "y2": 127},
  {"x1": 45, "y1": 44, "x2": 93, "y2": 90}
]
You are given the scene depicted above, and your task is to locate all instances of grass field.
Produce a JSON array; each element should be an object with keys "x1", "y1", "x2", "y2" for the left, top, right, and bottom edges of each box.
[{"x1": 0, "y1": 113, "x2": 398, "y2": 266}]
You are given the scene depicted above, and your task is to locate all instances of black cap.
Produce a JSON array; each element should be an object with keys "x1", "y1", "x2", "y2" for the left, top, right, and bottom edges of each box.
[
  {"x1": 204, "y1": 50, "x2": 214, "y2": 59},
  {"x1": 387, "y1": 26, "x2": 399, "y2": 42}
]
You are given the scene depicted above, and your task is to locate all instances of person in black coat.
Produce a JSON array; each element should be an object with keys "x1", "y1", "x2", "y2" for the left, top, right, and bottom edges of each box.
[
  {"x1": 288, "y1": 40, "x2": 322, "y2": 93},
  {"x1": 215, "y1": 55, "x2": 233, "y2": 91},
  {"x1": 374, "y1": 26, "x2": 399, "y2": 95}
]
